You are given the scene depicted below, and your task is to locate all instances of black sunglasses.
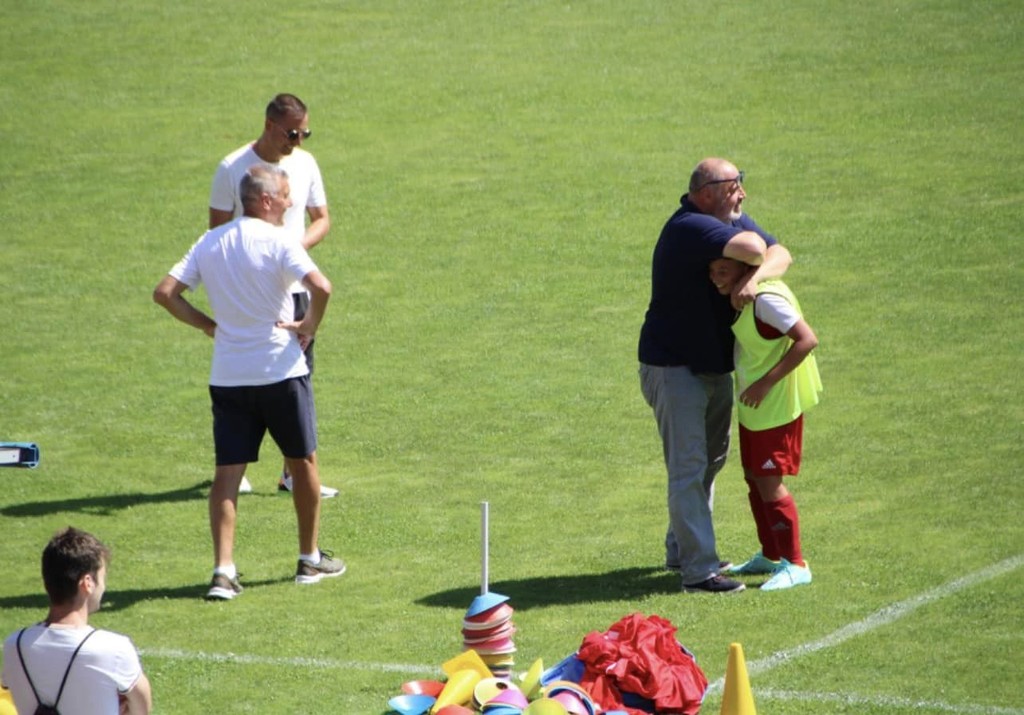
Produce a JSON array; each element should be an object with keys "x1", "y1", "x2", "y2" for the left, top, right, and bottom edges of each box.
[
  {"x1": 698, "y1": 170, "x2": 744, "y2": 191},
  {"x1": 274, "y1": 122, "x2": 312, "y2": 141}
]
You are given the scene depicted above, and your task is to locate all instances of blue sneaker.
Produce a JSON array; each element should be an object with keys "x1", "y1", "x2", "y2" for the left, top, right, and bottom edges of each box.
[
  {"x1": 727, "y1": 551, "x2": 780, "y2": 575},
  {"x1": 761, "y1": 559, "x2": 812, "y2": 591}
]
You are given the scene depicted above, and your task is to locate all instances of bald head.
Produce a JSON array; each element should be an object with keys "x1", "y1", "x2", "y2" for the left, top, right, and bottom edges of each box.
[
  {"x1": 688, "y1": 158, "x2": 739, "y2": 193},
  {"x1": 687, "y1": 157, "x2": 746, "y2": 221}
]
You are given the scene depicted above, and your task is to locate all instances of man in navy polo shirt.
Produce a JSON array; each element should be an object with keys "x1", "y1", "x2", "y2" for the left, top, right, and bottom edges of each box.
[{"x1": 638, "y1": 157, "x2": 792, "y2": 594}]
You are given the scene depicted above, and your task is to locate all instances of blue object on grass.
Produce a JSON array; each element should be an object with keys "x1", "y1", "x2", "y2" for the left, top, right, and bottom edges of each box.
[
  {"x1": 539, "y1": 652, "x2": 585, "y2": 686},
  {"x1": 0, "y1": 442, "x2": 39, "y2": 469},
  {"x1": 465, "y1": 591, "x2": 510, "y2": 617}
]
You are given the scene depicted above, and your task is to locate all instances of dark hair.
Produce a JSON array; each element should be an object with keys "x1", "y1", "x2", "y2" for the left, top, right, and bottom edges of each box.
[
  {"x1": 41, "y1": 527, "x2": 110, "y2": 606},
  {"x1": 265, "y1": 93, "x2": 308, "y2": 122}
]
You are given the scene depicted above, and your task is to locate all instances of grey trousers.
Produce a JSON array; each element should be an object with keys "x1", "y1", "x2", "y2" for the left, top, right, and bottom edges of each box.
[{"x1": 640, "y1": 363, "x2": 732, "y2": 584}]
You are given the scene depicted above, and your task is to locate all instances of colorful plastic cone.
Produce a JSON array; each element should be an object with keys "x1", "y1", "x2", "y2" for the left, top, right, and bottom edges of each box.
[
  {"x1": 388, "y1": 693, "x2": 436, "y2": 715},
  {"x1": 520, "y1": 658, "x2": 544, "y2": 700},
  {"x1": 473, "y1": 677, "x2": 509, "y2": 708},
  {"x1": 720, "y1": 642, "x2": 757, "y2": 715},
  {"x1": 443, "y1": 649, "x2": 492, "y2": 680},
  {"x1": 435, "y1": 707, "x2": 475, "y2": 715},
  {"x1": 465, "y1": 591, "x2": 510, "y2": 618},
  {"x1": 489, "y1": 686, "x2": 529, "y2": 710},
  {"x1": 403, "y1": 680, "x2": 447, "y2": 697},
  {"x1": 523, "y1": 700, "x2": 569, "y2": 715},
  {"x1": 432, "y1": 669, "x2": 482, "y2": 713},
  {"x1": 0, "y1": 688, "x2": 16, "y2": 715}
]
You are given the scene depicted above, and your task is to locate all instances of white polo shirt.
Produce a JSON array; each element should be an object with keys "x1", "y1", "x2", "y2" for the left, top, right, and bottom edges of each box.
[
  {"x1": 209, "y1": 144, "x2": 326, "y2": 293},
  {"x1": 170, "y1": 216, "x2": 319, "y2": 387}
]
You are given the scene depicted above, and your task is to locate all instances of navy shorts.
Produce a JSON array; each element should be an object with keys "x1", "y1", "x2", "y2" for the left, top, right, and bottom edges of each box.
[
  {"x1": 209, "y1": 375, "x2": 318, "y2": 465},
  {"x1": 293, "y1": 292, "x2": 315, "y2": 374}
]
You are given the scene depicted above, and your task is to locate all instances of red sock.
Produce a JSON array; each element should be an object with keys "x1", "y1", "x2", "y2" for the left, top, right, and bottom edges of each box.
[
  {"x1": 748, "y1": 489, "x2": 781, "y2": 561},
  {"x1": 764, "y1": 494, "x2": 804, "y2": 566}
]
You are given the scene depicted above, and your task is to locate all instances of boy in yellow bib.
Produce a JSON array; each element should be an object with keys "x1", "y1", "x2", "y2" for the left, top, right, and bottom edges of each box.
[{"x1": 709, "y1": 258, "x2": 822, "y2": 590}]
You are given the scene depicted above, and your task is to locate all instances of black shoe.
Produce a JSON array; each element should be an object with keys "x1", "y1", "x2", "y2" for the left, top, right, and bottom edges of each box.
[
  {"x1": 205, "y1": 573, "x2": 243, "y2": 601},
  {"x1": 682, "y1": 574, "x2": 745, "y2": 594}
]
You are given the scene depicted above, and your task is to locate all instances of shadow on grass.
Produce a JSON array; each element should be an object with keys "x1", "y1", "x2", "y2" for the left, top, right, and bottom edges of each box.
[
  {"x1": 0, "y1": 577, "x2": 294, "y2": 613},
  {"x1": 0, "y1": 480, "x2": 216, "y2": 518},
  {"x1": 415, "y1": 567, "x2": 678, "y2": 610}
]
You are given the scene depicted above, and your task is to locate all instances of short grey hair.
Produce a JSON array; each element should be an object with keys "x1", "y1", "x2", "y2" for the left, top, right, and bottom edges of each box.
[{"x1": 240, "y1": 164, "x2": 288, "y2": 211}]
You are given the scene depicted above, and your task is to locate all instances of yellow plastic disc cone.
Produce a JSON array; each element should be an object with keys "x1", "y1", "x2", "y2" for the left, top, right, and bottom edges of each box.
[
  {"x1": 442, "y1": 649, "x2": 492, "y2": 680},
  {"x1": 523, "y1": 699, "x2": 569, "y2": 715},
  {"x1": 431, "y1": 669, "x2": 482, "y2": 714},
  {"x1": 473, "y1": 677, "x2": 509, "y2": 708},
  {"x1": 519, "y1": 658, "x2": 544, "y2": 700},
  {"x1": 0, "y1": 689, "x2": 16, "y2": 715}
]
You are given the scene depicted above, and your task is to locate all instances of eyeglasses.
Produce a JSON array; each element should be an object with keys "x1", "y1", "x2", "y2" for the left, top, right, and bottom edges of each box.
[
  {"x1": 698, "y1": 170, "x2": 744, "y2": 191},
  {"x1": 274, "y1": 122, "x2": 312, "y2": 142}
]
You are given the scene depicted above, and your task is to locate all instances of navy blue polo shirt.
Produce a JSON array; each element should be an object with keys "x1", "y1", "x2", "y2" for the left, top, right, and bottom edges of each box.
[{"x1": 638, "y1": 196, "x2": 777, "y2": 373}]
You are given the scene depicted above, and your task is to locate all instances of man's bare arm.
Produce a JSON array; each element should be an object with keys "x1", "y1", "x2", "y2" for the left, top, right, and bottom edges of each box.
[
  {"x1": 301, "y1": 205, "x2": 331, "y2": 251},
  {"x1": 731, "y1": 243, "x2": 792, "y2": 309},
  {"x1": 153, "y1": 276, "x2": 216, "y2": 337}
]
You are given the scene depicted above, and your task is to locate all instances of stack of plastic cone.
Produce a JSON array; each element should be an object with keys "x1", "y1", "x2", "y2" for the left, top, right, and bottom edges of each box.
[
  {"x1": 463, "y1": 591, "x2": 516, "y2": 678},
  {"x1": 720, "y1": 642, "x2": 757, "y2": 715}
]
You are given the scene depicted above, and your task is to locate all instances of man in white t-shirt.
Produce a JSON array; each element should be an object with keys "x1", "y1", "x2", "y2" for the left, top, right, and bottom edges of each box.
[
  {"x1": 2, "y1": 527, "x2": 152, "y2": 715},
  {"x1": 154, "y1": 165, "x2": 347, "y2": 599},
  {"x1": 209, "y1": 92, "x2": 338, "y2": 498}
]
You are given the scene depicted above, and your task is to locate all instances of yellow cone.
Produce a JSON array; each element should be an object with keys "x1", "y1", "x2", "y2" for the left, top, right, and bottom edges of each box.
[
  {"x1": 431, "y1": 669, "x2": 482, "y2": 713},
  {"x1": 720, "y1": 642, "x2": 757, "y2": 715},
  {"x1": 0, "y1": 688, "x2": 17, "y2": 715},
  {"x1": 442, "y1": 650, "x2": 492, "y2": 680}
]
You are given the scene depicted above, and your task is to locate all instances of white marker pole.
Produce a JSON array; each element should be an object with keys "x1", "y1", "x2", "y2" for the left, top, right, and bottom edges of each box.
[{"x1": 481, "y1": 501, "x2": 490, "y2": 595}]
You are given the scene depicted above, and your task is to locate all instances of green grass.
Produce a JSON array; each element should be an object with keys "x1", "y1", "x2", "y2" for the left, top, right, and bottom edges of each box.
[{"x1": 2, "y1": 1, "x2": 1022, "y2": 713}]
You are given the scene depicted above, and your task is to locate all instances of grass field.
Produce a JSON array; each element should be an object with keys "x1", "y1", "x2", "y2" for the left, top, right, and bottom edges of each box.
[{"x1": 1, "y1": 1, "x2": 1022, "y2": 713}]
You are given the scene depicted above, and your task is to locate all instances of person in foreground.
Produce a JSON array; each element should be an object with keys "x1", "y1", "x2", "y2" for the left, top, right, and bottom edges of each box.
[
  {"x1": 638, "y1": 157, "x2": 793, "y2": 594},
  {"x1": 154, "y1": 164, "x2": 346, "y2": 600},
  {"x1": 1, "y1": 527, "x2": 153, "y2": 714},
  {"x1": 710, "y1": 257, "x2": 822, "y2": 590},
  {"x1": 209, "y1": 92, "x2": 337, "y2": 498}
]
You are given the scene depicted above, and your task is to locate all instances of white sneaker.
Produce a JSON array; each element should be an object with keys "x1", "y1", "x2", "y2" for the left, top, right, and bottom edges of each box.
[
  {"x1": 238, "y1": 476, "x2": 253, "y2": 494},
  {"x1": 761, "y1": 559, "x2": 812, "y2": 591},
  {"x1": 277, "y1": 474, "x2": 339, "y2": 498}
]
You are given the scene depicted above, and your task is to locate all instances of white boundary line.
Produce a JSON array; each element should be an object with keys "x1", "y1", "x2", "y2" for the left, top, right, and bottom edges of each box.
[
  {"x1": 139, "y1": 647, "x2": 437, "y2": 675},
  {"x1": 140, "y1": 554, "x2": 1024, "y2": 712},
  {"x1": 757, "y1": 688, "x2": 1024, "y2": 715},
  {"x1": 704, "y1": 554, "x2": 1024, "y2": 712},
  {"x1": 709, "y1": 554, "x2": 1024, "y2": 689}
]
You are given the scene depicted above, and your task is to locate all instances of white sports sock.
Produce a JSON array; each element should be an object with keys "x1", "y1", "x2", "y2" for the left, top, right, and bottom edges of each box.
[
  {"x1": 299, "y1": 551, "x2": 320, "y2": 565},
  {"x1": 213, "y1": 564, "x2": 237, "y2": 579}
]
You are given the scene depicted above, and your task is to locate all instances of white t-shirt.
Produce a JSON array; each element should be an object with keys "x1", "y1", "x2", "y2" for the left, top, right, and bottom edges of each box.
[
  {"x1": 209, "y1": 143, "x2": 327, "y2": 292},
  {"x1": 733, "y1": 292, "x2": 800, "y2": 366},
  {"x1": 2, "y1": 625, "x2": 142, "y2": 715},
  {"x1": 170, "y1": 216, "x2": 319, "y2": 387},
  {"x1": 754, "y1": 292, "x2": 799, "y2": 333}
]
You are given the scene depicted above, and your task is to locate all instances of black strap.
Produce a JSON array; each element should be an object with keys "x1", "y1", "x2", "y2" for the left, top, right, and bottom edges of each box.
[{"x1": 15, "y1": 627, "x2": 97, "y2": 711}]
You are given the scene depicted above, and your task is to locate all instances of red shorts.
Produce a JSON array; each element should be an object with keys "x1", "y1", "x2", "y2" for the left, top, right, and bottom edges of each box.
[{"x1": 739, "y1": 415, "x2": 804, "y2": 478}]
